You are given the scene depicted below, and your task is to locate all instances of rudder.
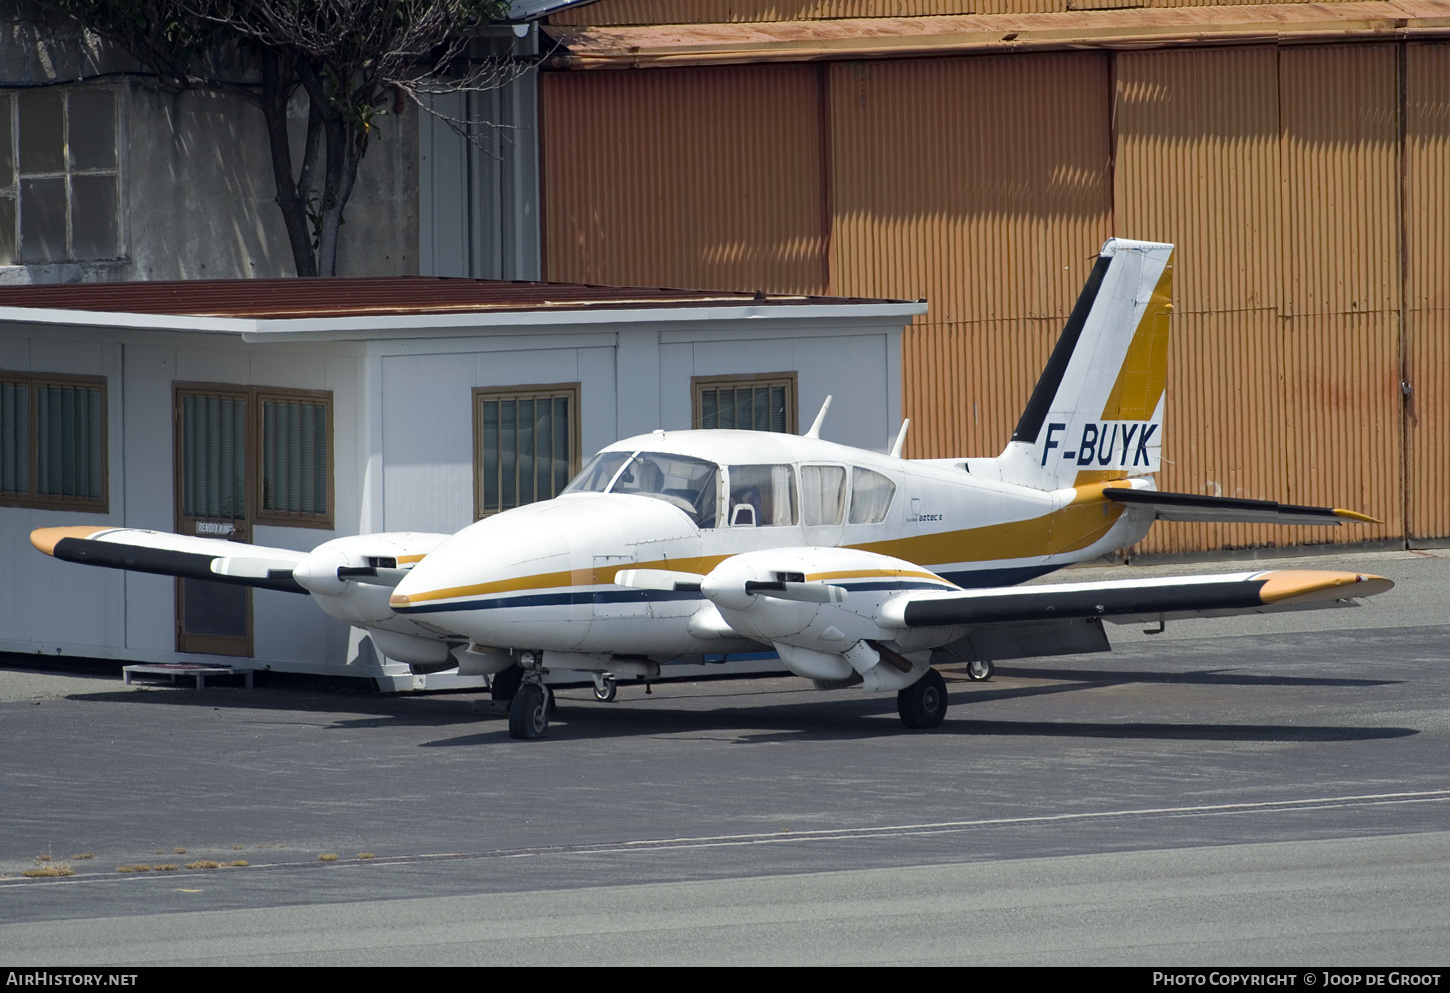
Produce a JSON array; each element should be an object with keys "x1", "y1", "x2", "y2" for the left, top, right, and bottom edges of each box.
[{"x1": 995, "y1": 238, "x2": 1174, "y2": 490}]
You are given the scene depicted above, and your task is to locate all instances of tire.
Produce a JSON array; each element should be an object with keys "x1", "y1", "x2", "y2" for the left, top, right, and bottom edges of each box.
[
  {"x1": 897, "y1": 668, "x2": 949, "y2": 729},
  {"x1": 966, "y1": 658, "x2": 994, "y2": 682},
  {"x1": 594, "y1": 677, "x2": 617, "y2": 703},
  {"x1": 490, "y1": 664, "x2": 524, "y2": 702},
  {"x1": 508, "y1": 683, "x2": 550, "y2": 739}
]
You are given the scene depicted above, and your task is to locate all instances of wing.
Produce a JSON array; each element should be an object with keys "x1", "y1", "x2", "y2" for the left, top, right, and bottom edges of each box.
[
  {"x1": 1102, "y1": 487, "x2": 1379, "y2": 526},
  {"x1": 32, "y1": 526, "x2": 310, "y2": 593},
  {"x1": 30, "y1": 525, "x2": 456, "y2": 596},
  {"x1": 882, "y1": 569, "x2": 1393, "y2": 629}
]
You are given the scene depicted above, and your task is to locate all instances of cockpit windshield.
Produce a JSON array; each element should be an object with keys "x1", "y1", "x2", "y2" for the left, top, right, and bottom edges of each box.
[{"x1": 563, "y1": 451, "x2": 720, "y2": 528}]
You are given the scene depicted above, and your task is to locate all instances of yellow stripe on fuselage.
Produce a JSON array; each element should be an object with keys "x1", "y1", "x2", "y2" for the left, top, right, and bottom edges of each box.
[
  {"x1": 390, "y1": 554, "x2": 734, "y2": 607},
  {"x1": 850, "y1": 483, "x2": 1126, "y2": 565}
]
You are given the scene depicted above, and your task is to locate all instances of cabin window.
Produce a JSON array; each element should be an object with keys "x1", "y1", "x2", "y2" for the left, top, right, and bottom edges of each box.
[
  {"x1": 692, "y1": 373, "x2": 796, "y2": 433},
  {"x1": 608, "y1": 452, "x2": 719, "y2": 528},
  {"x1": 0, "y1": 373, "x2": 106, "y2": 511},
  {"x1": 848, "y1": 466, "x2": 896, "y2": 524},
  {"x1": 0, "y1": 87, "x2": 123, "y2": 264},
  {"x1": 727, "y1": 464, "x2": 797, "y2": 526},
  {"x1": 800, "y1": 464, "x2": 846, "y2": 526},
  {"x1": 474, "y1": 384, "x2": 580, "y2": 517}
]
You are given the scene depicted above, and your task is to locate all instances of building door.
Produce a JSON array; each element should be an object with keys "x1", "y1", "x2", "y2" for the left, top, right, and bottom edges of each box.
[{"x1": 174, "y1": 386, "x2": 252, "y2": 656}]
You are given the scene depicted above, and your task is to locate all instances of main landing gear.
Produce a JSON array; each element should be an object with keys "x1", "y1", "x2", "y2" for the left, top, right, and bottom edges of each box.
[
  {"x1": 506, "y1": 653, "x2": 553, "y2": 740},
  {"x1": 508, "y1": 682, "x2": 551, "y2": 739},
  {"x1": 897, "y1": 668, "x2": 949, "y2": 729}
]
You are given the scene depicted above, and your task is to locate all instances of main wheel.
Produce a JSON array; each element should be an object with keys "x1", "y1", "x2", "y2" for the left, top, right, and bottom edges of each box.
[
  {"x1": 897, "y1": 668, "x2": 949, "y2": 729},
  {"x1": 594, "y1": 677, "x2": 617, "y2": 702},
  {"x1": 490, "y1": 664, "x2": 524, "y2": 702},
  {"x1": 508, "y1": 683, "x2": 550, "y2": 739},
  {"x1": 966, "y1": 658, "x2": 994, "y2": 681}
]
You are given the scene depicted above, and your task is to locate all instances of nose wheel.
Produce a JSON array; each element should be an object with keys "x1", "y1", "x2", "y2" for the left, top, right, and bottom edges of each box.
[{"x1": 592, "y1": 674, "x2": 617, "y2": 702}]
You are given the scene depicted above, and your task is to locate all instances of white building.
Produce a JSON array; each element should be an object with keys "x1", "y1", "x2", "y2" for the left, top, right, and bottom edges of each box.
[{"x1": 0, "y1": 277, "x2": 921, "y2": 687}]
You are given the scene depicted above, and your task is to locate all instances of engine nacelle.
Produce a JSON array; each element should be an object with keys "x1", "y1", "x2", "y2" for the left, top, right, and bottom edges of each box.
[
  {"x1": 700, "y1": 547, "x2": 959, "y2": 689},
  {"x1": 294, "y1": 532, "x2": 451, "y2": 625}
]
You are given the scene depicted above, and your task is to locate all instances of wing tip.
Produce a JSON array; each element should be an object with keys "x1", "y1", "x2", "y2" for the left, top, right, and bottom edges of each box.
[
  {"x1": 1258, "y1": 570, "x2": 1394, "y2": 604},
  {"x1": 30, "y1": 526, "x2": 114, "y2": 556},
  {"x1": 1333, "y1": 509, "x2": 1381, "y2": 525}
]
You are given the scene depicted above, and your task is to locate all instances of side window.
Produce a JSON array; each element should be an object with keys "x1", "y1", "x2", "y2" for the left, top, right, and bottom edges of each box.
[
  {"x1": 727, "y1": 464, "x2": 797, "y2": 527},
  {"x1": 848, "y1": 466, "x2": 896, "y2": 524},
  {"x1": 0, "y1": 88, "x2": 122, "y2": 265},
  {"x1": 0, "y1": 373, "x2": 107, "y2": 511},
  {"x1": 258, "y1": 392, "x2": 332, "y2": 523},
  {"x1": 177, "y1": 384, "x2": 333, "y2": 531},
  {"x1": 800, "y1": 464, "x2": 846, "y2": 526},
  {"x1": 693, "y1": 373, "x2": 796, "y2": 433},
  {"x1": 474, "y1": 384, "x2": 580, "y2": 517}
]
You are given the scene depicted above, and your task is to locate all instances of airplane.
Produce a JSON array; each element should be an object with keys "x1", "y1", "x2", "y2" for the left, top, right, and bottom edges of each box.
[{"x1": 30, "y1": 238, "x2": 1393, "y2": 740}]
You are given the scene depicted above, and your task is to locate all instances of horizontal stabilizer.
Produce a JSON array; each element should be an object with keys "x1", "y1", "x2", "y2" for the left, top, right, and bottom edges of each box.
[
  {"x1": 1102, "y1": 488, "x2": 1379, "y2": 526},
  {"x1": 887, "y1": 570, "x2": 1392, "y2": 629},
  {"x1": 31, "y1": 526, "x2": 309, "y2": 594}
]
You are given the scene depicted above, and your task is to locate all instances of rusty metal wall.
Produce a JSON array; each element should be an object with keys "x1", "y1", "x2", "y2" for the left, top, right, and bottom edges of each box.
[
  {"x1": 546, "y1": 0, "x2": 1339, "y2": 23},
  {"x1": 547, "y1": 2, "x2": 977, "y2": 25},
  {"x1": 1405, "y1": 42, "x2": 1450, "y2": 540},
  {"x1": 541, "y1": 65, "x2": 830, "y2": 293},
  {"x1": 1113, "y1": 44, "x2": 1407, "y2": 554},
  {"x1": 824, "y1": 53, "x2": 1114, "y2": 458},
  {"x1": 1280, "y1": 45, "x2": 1401, "y2": 319},
  {"x1": 1114, "y1": 47, "x2": 1282, "y2": 315},
  {"x1": 828, "y1": 54, "x2": 1113, "y2": 323},
  {"x1": 540, "y1": 39, "x2": 1450, "y2": 553}
]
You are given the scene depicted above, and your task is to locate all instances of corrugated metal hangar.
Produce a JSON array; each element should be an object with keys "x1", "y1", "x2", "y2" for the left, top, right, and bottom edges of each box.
[
  {"x1": 531, "y1": 0, "x2": 1450, "y2": 557},
  {"x1": 0, "y1": 279, "x2": 919, "y2": 680}
]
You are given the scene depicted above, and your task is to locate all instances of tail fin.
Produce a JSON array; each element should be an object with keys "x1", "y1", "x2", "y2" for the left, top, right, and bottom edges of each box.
[{"x1": 996, "y1": 238, "x2": 1174, "y2": 490}]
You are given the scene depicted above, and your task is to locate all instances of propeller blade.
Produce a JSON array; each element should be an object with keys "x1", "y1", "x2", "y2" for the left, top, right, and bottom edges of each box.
[
  {"x1": 615, "y1": 568, "x2": 705, "y2": 592},
  {"x1": 336, "y1": 566, "x2": 411, "y2": 588},
  {"x1": 744, "y1": 580, "x2": 847, "y2": 604}
]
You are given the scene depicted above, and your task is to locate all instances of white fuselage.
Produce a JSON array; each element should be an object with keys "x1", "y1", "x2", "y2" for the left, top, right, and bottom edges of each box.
[{"x1": 388, "y1": 430, "x2": 1154, "y2": 662}]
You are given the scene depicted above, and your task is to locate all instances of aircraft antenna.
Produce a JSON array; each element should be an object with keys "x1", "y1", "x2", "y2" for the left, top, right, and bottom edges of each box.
[
  {"x1": 803, "y1": 395, "x2": 833, "y2": 439},
  {"x1": 890, "y1": 418, "x2": 911, "y2": 458}
]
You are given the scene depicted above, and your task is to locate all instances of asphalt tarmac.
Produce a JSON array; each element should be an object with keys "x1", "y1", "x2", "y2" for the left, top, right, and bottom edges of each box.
[{"x1": 2, "y1": 548, "x2": 1448, "y2": 966}]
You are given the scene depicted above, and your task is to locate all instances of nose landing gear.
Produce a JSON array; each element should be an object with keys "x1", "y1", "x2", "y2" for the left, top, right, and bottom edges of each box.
[{"x1": 592, "y1": 673, "x2": 618, "y2": 702}]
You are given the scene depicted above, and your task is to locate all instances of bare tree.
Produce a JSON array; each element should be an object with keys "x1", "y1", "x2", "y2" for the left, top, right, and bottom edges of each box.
[{"x1": 40, "y1": 0, "x2": 515, "y2": 276}]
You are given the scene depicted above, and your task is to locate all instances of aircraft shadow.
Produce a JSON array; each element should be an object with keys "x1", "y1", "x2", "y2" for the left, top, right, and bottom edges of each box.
[
  {"x1": 418, "y1": 690, "x2": 1418, "y2": 747},
  {"x1": 995, "y1": 665, "x2": 1399, "y2": 688},
  {"x1": 58, "y1": 676, "x2": 1417, "y2": 746}
]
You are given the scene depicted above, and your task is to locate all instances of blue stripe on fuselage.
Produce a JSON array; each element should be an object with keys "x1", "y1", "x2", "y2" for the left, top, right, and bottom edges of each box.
[{"x1": 392, "y1": 580, "x2": 954, "y2": 615}]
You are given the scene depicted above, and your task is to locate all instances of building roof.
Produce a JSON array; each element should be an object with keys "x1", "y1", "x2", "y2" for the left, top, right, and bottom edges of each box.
[
  {"x1": 0, "y1": 275, "x2": 911, "y2": 320},
  {"x1": 543, "y1": 0, "x2": 1450, "y2": 68},
  {"x1": 0, "y1": 276, "x2": 926, "y2": 340}
]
